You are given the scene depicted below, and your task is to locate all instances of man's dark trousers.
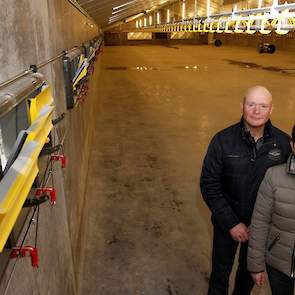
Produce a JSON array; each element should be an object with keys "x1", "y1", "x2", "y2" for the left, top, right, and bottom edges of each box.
[
  {"x1": 267, "y1": 265, "x2": 294, "y2": 295},
  {"x1": 208, "y1": 225, "x2": 254, "y2": 295}
]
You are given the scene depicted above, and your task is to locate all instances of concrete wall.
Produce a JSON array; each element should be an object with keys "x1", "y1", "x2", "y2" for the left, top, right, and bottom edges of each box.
[{"x1": 0, "y1": 1, "x2": 100, "y2": 294}]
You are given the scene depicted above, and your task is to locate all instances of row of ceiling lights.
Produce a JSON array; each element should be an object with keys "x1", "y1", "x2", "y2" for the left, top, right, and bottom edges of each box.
[
  {"x1": 134, "y1": 4, "x2": 185, "y2": 28},
  {"x1": 133, "y1": 0, "x2": 212, "y2": 28},
  {"x1": 133, "y1": 0, "x2": 295, "y2": 35}
]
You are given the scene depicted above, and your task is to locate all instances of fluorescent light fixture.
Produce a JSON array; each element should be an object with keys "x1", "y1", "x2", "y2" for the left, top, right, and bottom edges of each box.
[
  {"x1": 272, "y1": 0, "x2": 278, "y2": 6},
  {"x1": 113, "y1": 0, "x2": 138, "y2": 11},
  {"x1": 112, "y1": 3, "x2": 140, "y2": 15},
  {"x1": 182, "y1": 0, "x2": 186, "y2": 20},
  {"x1": 86, "y1": 21, "x2": 94, "y2": 28},
  {"x1": 167, "y1": 8, "x2": 170, "y2": 22},
  {"x1": 157, "y1": 11, "x2": 160, "y2": 24},
  {"x1": 125, "y1": 12, "x2": 145, "y2": 22},
  {"x1": 144, "y1": 17, "x2": 147, "y2": 26},
  {"x1": 258, "y1": 0, "x2": 263, "y2": 8},
  {"x1": 136, "y1": 20, "x2": 139, "y2": 28},
  {"x1": 139, "y1": 19, "x2": 142, "y2": 27},
  {"x1": 207, "y1": 0, "x2": 210, "y2": 17},
  {"x1": 109, "y1": 10, "x2": 140, "y2": 21},
  {"x1": 149, "y1": 15, "x2": 153, "y2": 25},
  {"x1": 194, "y1": 0, "x2": 198, "y2": 17}
]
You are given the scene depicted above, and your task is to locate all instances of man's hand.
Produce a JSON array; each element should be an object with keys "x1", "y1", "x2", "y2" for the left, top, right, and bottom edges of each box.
[
  {"x1": 229, "y1": 223, "x2": 249, "y2": 242},
  {"x1": 251, "y1": 272, "x2": 266, "y2": 286}
]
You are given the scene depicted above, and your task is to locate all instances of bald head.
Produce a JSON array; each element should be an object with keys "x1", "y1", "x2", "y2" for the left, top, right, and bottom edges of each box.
[
  {"x1": 243, "y1": 86, "x2": 273, "y2": 105},
  {"x1": 241, "y1": 85, "x2": 273, "y2": 130}
]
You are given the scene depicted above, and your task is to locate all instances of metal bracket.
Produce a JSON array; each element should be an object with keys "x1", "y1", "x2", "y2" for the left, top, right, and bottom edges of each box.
[
  {"x1": 40, "y1": 144, "x2": 62, "y2": 156},
  {"x1": 52, "y1": 113, "x2": 65, "y2": 126},
  {"x1": 29, "y1": 64, "x2": 38, "y2": 73},
  {"x1": 23, "y1": 195, "x2": 49, "y2": 208}
]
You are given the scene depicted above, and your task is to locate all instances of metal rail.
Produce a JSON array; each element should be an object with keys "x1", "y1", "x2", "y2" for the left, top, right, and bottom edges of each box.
[
  {"x1": 0, "y1": 0, "x2": 97, "y2": 90},
  {"x1": 0, "y1": 70, "x2": 33, "y2": 90},
  {"x1": 0, "y1": 47, "x2": 78, "y2": 91},
  {"x1": 0, "y1": 77, "x2": 44, "y2": 119}
]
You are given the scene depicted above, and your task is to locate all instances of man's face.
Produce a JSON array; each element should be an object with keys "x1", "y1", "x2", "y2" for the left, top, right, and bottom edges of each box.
[{"x1": 242, "y1": 90, "x2": 273, "y2": 128}]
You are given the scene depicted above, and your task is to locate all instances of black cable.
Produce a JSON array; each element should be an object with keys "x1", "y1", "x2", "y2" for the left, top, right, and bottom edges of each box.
[
  {"x1": 3, "y1": 206, "x2": 38, "y2": 295},
  {"x1": 35, "y1": 205, "x2": 40, "y2": 249}
]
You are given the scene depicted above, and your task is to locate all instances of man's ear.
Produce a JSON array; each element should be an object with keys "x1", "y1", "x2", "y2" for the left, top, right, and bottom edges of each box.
[{"x1": 290, "y1": 141, "x2": 295, "y2": 153}]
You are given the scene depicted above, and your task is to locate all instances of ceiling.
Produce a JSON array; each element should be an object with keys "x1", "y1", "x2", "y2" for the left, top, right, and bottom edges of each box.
[
  {"x1": 75, "y1": 0, "x2": 175, "y2": 28},
  {"x1": 74, "y1": 0, "x2": 295, "y2": 28}
]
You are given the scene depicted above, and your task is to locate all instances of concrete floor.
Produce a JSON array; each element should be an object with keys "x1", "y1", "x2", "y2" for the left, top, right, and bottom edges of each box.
[{"x1": 79, "y1": 44, "x2": 295, "y2": 295}]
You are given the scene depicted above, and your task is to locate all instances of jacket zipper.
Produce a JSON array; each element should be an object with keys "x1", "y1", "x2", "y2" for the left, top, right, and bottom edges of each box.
[
  {"x1": 249, "y1": 136, "x2": 257, "y2": 160},
  {"x1": 291, "y1": 241, "x2": 295, "y2": 278},
  {"x1": 268, "y1": 233, "x2": 280, "y2": 251}
]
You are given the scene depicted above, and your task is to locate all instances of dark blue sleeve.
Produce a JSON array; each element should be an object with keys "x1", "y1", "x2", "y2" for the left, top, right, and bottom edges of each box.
[{"x1": 200, "y1": 134, "x2": 240, "y2": 232}]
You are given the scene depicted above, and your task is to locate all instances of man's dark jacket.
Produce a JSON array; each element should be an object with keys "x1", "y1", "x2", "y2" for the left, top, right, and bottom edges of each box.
[{"x1": 200, "y1": 119, "x2": 291, "y2": 232}]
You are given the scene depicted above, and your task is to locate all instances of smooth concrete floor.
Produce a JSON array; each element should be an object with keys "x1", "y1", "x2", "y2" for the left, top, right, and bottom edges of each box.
[{"x1": 79, "y1": 44, "x2": 295, "y2": 295}]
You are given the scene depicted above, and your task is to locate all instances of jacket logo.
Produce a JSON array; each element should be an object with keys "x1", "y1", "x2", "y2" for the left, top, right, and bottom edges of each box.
[{"x1": 268, "y1": 149, "x2": 281, "y2": 161}]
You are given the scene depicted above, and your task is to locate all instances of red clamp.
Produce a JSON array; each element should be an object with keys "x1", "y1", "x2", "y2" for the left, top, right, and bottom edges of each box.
[
  {"x1": 51, "y1": 154, "x2": 67, "y2": 168},
  {"x1": 10, "y1": 246, "x2": 39, "y2": 267},
  {"x1": 35, "y1": 188, "x2": 56, "y2": 205}
]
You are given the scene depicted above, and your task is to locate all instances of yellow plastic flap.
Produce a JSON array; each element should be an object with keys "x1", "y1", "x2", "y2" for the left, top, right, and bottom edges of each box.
[{"x1": 0, "y1": 84, "x2": 55, "y2": 252}]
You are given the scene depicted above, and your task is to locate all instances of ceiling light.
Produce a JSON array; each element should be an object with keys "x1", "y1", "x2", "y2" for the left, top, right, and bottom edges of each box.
[{"x1": 113, "y1": 0, "x2": 138, "y2": 11}]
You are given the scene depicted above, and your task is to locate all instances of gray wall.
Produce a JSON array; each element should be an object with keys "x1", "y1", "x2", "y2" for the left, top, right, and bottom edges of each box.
[{"x1": 0, "y1": 1, "x2": 100, "y2": 294}]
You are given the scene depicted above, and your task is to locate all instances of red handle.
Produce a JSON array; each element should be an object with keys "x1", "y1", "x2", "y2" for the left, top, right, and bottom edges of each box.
[
  {"x1": 35, "y1": 188, "x2": 56, "y2": 205},
  {"x1": 10, "y1": 246, "x2": 39, "y2": 267},
  {"x1": 51, "y1": 154, "x2": 67, "y2": 168}
]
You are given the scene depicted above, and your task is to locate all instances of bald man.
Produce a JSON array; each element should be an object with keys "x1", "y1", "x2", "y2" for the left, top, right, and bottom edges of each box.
[{"x1": 200, "y1": 86, "x2": 291, "y2": 295}]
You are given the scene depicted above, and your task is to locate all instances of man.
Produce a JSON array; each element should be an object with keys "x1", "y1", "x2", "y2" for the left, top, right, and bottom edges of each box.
[{"x1": 200, "y1": 86, "x2": 291, "y2": 295}]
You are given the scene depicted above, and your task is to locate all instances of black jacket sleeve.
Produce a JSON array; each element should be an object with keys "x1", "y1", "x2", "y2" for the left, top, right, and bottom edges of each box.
[{"x1": 200, "y1": 134, "x2": 240, "y2": 232}]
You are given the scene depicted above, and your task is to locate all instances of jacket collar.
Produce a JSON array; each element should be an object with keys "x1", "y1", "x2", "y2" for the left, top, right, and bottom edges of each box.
[
  {"x1": 287, "y1": 153, "x2": 295, "y2": 175},
  {"x1": 240, "y1": 118, "x2": 272, "y2": 142}
]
